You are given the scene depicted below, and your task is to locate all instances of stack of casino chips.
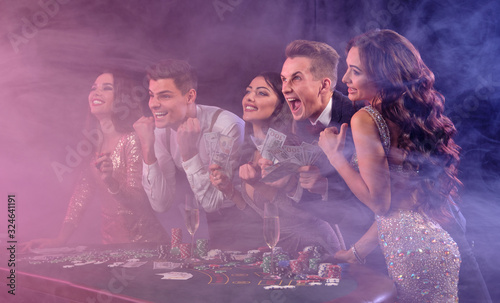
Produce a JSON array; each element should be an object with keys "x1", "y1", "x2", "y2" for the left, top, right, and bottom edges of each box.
[
  {"x1": 327, "y1": 264, "x2": 342, "y2": 279},
  {"x1": 289, "y1": 259, "x2": 304, "y2": 274},
  {"x1": 158, "y1": 244, "x2": 171, "y2": 259},
  {"x1": 244, "y1": 250, "x2": 261, "y2": 264},
  {"x1": 169, "y1": 228, "x2": 183, "y2": 258},
  {"x1": 171, "y1": 228, "x2": 182, "y2": 248},
  {"x1": 219, "y1": 251, "x2": 233, "y2": 263},
  {"x1": 276, "y1": 260, "x2": 293, "y2": 278},
  {"x1": 305, "y1": 246, "x2": 324, "y2": 259},
  {"x1": 195, "y1": 239, "x2": 209, "y2": 258},
  {"x1": 179, "y1": 243, "x2": 191, "y2": 259},
  {"x1": 297, "y1": 251, "x2": 310, "y2": 270},
  {"x1": 318, "y1": 263, "x2": 342, "y2": 279},
  {"x1": 260, "y1": 248, "x2": 289, "y2": 273},
  {"x1": 309, "y1": 257, "x2": 321, "y2": 271},
  {"x1": 261, "y1": 254, "x2": 272, "y2": 273},
  {"x1": 298, "y1": 246, "x2": 326, "y2": 273}
]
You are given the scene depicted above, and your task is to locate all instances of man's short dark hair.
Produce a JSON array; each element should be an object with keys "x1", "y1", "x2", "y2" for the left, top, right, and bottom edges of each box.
[{"x1": 147, "y1": 59, "x2": 198, "y2": 94}]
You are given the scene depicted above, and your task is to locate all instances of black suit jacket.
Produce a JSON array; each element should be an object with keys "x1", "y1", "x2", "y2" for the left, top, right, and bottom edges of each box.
[
  {"x1": 293, "y1": 90, "x2": 373, "y2": 246},
  {"x1": 294, "y1": 90, "x2": 355, "y2": 142}
]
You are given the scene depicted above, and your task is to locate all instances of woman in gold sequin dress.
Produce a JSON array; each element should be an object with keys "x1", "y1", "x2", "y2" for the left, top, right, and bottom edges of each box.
[
  {"x1": 26, "y1": 70, "x2": 167, "y2": 247},
  {"x1": 318, "y1": 29, "x2": 462, "y2": 302}
]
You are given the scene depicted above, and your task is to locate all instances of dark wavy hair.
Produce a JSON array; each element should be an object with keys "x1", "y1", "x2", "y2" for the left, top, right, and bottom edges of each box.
[
  {"x1": 87, "y1": 69, "x2": 147, "y2": 134},
  {"x1": 241, "y1": 72, "x2": 299, "y2": 162},
  {"x1": 347, "y1": 29, "x2": 462, "y2": 221}
]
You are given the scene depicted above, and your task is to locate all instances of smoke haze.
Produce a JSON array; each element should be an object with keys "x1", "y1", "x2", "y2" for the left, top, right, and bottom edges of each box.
[{"x1": 1, "y1": 0, "x2": 499, "y2": 301}]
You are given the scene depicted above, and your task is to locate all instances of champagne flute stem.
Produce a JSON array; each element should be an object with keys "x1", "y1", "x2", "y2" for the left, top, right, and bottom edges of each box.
[
  {"x1": 270, "y1": 247, "x2": 274, "y2": 275},
  {"x1": 191, "y1": 234, "x2": 195, "y2": 260}
]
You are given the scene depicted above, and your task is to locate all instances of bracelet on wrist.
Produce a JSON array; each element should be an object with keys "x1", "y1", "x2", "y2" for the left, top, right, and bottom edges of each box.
[
  {"x1": 107, "y1": 186, "x2": 120, "y2": 195},
  {"x1": 351, "y1": 244, "x2": 366, "y2": 264}
]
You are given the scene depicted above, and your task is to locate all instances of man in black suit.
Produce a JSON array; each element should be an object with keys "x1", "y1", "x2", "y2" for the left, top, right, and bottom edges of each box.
[{"x1": 280, "y1": 40, "x2": 374, "y2": 252}]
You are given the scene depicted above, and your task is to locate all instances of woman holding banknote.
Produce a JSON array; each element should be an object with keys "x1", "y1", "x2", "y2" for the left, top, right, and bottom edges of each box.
[
  {"x1": 24, "y1": 69, "x2": 167, "y2": 249},
  {"x1": 210, "y1": 72, "x2": 341, "y2": 258}
]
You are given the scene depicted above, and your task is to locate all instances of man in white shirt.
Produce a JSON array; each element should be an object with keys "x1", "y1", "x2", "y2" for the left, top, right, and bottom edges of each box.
[{"x1": 133, "y1": 59, "x2": 250, "y2": 248}]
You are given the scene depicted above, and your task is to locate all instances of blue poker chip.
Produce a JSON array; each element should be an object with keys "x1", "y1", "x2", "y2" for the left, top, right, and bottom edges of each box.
[{"x1": 277, "y1": 260, "x2": 290, "y2": 267}]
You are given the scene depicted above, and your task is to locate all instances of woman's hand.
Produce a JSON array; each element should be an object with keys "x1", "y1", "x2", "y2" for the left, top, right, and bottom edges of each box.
[
  {"x1": 95, "y1": 153, "x2": 119, "y2": 193},
  {"x1": 257, "y1": 157, "x2": 292, "y2": 189},
  {"x1": 318, "y1": 123, "x2": 348, "y2": 167},
  {"x1": 95, "y1": 153, "x2": 113, "y2": 182},
  {"x1": 239, "y1": 162, "x2": 260, "y2": 184},
  {"x1": 257, "y1": 157, "x2": 273, "y2": 178}
]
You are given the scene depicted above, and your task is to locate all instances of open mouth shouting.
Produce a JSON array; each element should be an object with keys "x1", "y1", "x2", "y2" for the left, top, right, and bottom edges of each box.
[{"x1": 287, "y1": 97, "x2": 302, "y2": 114}]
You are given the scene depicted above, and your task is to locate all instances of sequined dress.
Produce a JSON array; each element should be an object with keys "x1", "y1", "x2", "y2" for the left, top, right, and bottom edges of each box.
[
  {"x1": 63, "y1": 132, "x2": 167, "y2": 244},
  {"x1": 354, "y1": 106, "x2": 461, "y2": 302}
]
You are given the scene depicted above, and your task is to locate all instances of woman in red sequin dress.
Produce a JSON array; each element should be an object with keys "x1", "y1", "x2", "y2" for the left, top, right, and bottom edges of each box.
[{"x1": 26, "y1": 70, "x2": 167, "y2": 247}]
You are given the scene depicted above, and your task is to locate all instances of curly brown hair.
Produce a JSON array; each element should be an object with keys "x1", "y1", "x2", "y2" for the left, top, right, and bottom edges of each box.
[{"x1": 347, "y1": 29, "x2": 462, "y2": 222}]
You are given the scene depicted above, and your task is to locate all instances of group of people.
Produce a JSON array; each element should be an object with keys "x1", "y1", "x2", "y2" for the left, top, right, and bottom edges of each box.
[{"x1": 25, "y1": 29, "x2": 492, "y2": 302}]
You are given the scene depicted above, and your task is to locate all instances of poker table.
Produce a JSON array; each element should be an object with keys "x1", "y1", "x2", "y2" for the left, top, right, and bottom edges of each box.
[{"x1": 1, "y1": 244, "x2": 396, "y2": 303}]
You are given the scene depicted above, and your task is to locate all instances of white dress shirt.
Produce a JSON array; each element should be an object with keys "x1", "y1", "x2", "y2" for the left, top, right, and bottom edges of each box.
[{"x1": 142, "y1": 104, "x2": 245, "y2": 213}]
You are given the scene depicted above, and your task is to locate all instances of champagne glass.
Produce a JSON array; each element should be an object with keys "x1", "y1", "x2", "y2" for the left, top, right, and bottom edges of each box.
[
  {"x1": 184, "y1": 194, "x2": 200, "y2": 262},
  {"x1": 263, "y1": 202, "x2": 280, "y2": 279}
]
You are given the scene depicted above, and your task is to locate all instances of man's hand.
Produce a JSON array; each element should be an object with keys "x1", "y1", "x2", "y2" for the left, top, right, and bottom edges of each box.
[
  {"x1": 133, "y1": 116, "x2": 157, "y2": 164},
  {"x1": 298, "y1": 165, "x2": 327, "y2": 195},
  {"x1": 177, "y1": 117, "x2": 201, "y2": 162}
]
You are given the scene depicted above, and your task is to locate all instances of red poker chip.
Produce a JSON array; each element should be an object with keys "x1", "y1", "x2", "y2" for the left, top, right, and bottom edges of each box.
[{"x1": 258, "y1": 246, "x2": 271, "y2": 253}]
